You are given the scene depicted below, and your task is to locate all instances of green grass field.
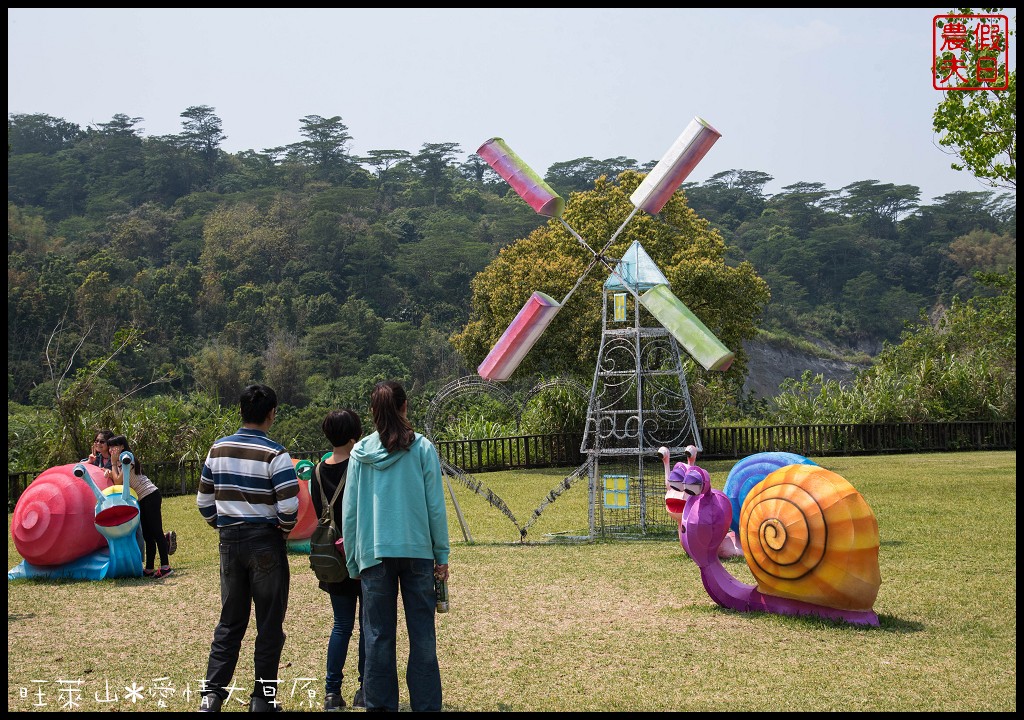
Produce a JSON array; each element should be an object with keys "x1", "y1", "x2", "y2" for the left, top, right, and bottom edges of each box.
[{"x1": 7, "y1": 451, "x2": 1017, "y2": 711}]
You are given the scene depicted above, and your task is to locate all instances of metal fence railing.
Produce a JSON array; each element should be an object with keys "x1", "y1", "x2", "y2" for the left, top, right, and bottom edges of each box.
[
  {"x1": 7, "y1": 421, "x2": 1015, "y2": 510},
  {"x1": 699, "y1": 420, "x2": 1016, "y2": 459}
]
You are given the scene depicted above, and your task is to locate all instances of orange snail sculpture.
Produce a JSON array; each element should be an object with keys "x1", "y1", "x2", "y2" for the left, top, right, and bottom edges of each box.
[{"x1": 660, "y1": 447, "x2": 882, "y2": 626}]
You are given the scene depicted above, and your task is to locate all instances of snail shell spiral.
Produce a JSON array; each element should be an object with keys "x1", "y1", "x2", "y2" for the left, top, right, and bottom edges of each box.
[
  {"x1": 739, "y1": 463, "x2": 881, "y2": 612},
  {"x1": 11, "y1": 464, "x2": 110, "y2": 566}
]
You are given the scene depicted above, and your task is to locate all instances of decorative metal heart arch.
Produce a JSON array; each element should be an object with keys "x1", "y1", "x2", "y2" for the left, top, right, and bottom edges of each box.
[{"x1": 425, "y1": 376, "x2": 590, "y2": 541}]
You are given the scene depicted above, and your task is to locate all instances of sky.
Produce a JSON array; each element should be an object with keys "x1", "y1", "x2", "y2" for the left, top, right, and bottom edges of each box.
[{"x1": 8, "y1": 8, "x2": 1016, "y2": 204}]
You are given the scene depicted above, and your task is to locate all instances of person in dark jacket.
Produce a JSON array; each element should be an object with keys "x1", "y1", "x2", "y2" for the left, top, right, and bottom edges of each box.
[{"x1": 312, "y1": 408, "x2": 366, "y2": 711}]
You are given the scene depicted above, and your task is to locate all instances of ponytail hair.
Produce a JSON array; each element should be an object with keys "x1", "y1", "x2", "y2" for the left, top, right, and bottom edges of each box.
[{"x1": 370, "y1": 380, "x2": 415, "y2": 454}]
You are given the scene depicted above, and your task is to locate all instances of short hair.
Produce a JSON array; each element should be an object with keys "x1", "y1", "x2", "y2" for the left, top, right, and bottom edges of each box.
[
  {"x1": 321, "y1": 409, "x2": 363, "y2": 448},
  {"x1": 240, "y1": 384, "x2": 278, "y2": 424}
]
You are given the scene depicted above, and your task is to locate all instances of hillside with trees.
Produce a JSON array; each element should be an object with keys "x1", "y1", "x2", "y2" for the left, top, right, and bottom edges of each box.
[{"x1": 7, "y1": 102, "x2": 1016, "y2": 467}]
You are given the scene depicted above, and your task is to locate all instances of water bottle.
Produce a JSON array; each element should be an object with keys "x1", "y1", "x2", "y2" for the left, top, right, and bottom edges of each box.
[{"x1": 434, "y1": 576, "x2": 449, "y2": 613}]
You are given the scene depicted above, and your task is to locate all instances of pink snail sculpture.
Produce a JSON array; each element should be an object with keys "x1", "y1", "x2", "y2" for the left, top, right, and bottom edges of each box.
[
  {"x1": 659, "y1": 447, "x2": 882, "y2": 626},
  {"x1": 9, "y1": 455, "x2": 144, "y2": 581}
]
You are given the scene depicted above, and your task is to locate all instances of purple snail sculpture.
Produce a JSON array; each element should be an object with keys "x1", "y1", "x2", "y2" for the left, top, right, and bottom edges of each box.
[
  {"x1": 659, "y1": 447, "x2": 882, "y2": 627},
  {"x1": 8, "y1": 452, "x2": 144, "y2": 581}
]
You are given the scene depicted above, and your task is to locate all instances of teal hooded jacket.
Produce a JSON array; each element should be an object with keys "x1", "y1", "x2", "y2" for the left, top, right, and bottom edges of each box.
[{"x1": 341, "y1": 431, "x2": 450, "y2": 577}]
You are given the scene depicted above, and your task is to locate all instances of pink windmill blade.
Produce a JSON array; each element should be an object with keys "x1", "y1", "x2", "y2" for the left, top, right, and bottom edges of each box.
[
  {"x1": 477, "y1": 138, "x2": 565, "y2": 218},
  {"x1": 630, "y1": 117, "x2": 722, "y2": 214},
  {"x1": 477, "y1": 291, "x2": 561, "y2": 381}
]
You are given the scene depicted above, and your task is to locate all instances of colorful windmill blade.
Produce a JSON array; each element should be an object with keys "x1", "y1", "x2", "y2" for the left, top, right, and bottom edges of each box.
[
  {"x1": 477, "y1": 291, "x2": 562, "y2": 381},
  {"x1": 630, "y1": 117, "x2": 722, "y2": 215},
  {"x1": 477, "y1": 138, "x2": 566, "y2": 218},
  {"x1": 639, "y1": 284, "x2": 734, "y2": 371}
]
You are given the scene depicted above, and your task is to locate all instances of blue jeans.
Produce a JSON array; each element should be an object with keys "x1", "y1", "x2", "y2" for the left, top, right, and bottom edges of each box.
[
  {"x1": 203, "y1": 525, "x2": 289, "y2": 705},
  {"x1": 359, "y1": 557, "x2": 441, "y2": 711},
  {"x1": 326, "y1": 591, "x2": 365, "y2": 694}
]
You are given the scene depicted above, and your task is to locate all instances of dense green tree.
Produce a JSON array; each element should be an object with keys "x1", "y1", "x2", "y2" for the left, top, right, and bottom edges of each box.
[
  {"x1": 188, "y1": 341, "x2": 255, "y2": 407},
  {"x1": 6, "y1": 107, "x2": 1012, "y2": 426},
  {"x1": 681, "y1": 169, "x2": 772, "y2": 234},
  {"x1": 411, "y1": 142, "x2": 462, "y2": 205},
  {"x1": 287, "y1": 115, "x2": 354, "y2": 182},
  {"x1": 215, "y1": 149, "x2": 283, "y2": 192},
  {"x1": 177, "y1": 105, "x2": 226, "y2": 189},
  {"x1": 7, "y1": 112, "x2": 84, "y2": 155},
  {"x1": 835, "y1": 180, "x2": 921, "y2": 239},
  {"x1": 457, "y1": 154, "x2": 494, "y2": 184},
  {"x1": 361, "y1": 149, "x2": 413, "y2": 205},
  {"x1": 763, "y1": 182, "x2": 839, "y2": 239},
  {"x1": 391, "y1": 209, "x2": 490, "y2": 324},
  {"x1": 141, "y1": 135, "x2": 193, "y2": 203},
  {"x1": 544, "y1": 157, "x2": 605, "y2": 196},
  {"x1": 7, "y1": 152, "x2": 63, "y2": 209},
  {"x1": 544, "y1": 156, "x2": 641, "y2": 197}
]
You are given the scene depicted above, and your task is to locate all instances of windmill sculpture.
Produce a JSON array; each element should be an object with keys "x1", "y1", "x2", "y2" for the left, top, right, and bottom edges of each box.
[{"x1": 475, "y1": 117, "x2": 735, "y2": 538}]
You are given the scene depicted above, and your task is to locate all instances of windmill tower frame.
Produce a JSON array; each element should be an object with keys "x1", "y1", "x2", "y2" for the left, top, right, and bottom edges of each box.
[{"x1": 581, "y1": 242, "x2": 703, "y2": 538}]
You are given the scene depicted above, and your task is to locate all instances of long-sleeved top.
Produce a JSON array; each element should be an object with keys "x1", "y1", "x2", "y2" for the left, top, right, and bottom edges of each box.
[
  {"x1": 342, "y1": 431, "x2": 449, "y2": 578},
  {"x1": 196, "y1": 427, "x2": 299, "y2": 531}
]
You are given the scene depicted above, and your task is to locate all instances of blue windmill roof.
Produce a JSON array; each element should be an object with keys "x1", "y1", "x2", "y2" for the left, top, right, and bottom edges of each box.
[{"x1": 604, "y1": 240, "x2": 669, "y2": 291}]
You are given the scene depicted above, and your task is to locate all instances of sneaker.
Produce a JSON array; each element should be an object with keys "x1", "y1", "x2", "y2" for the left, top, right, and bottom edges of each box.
[
  {"x1": 199, "y1": 693, "x2": 223, "y2": 712},
  {"x1": 154, "y1": 566, "x2": 174, "y2": 579},
  {"x1": 249, "y1": 695, "x2": 283, "y2": 712},
  {"x1": 166, "y1": 530, "x2": 177, "y2": 555},
  {"x1": 143, "y1": 568, "x2": 156, "y2": 577},
  {"x1": 352, "y1": 686, "x2": 365, "y2": 708},
  {"x1": 324, "y1": 693, "x2": 345, "y2": 711}
]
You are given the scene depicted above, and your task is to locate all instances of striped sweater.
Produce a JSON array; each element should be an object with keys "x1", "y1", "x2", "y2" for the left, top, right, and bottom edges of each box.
[{"x1": 197, "y1": 428, "x2": 299, "y2": 531}]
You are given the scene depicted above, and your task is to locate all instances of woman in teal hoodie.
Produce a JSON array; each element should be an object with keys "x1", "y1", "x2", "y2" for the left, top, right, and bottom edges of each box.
[{"x1": 342, "y1": 380, "x2": 450, "y2": 712}]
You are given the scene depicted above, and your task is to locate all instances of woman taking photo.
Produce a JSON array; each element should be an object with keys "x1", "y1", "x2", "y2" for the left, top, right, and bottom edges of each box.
[
  {"x1": 106, "y1": 435, "x2": 173, "y2": 579},
  {"x1": 341, "y1": 380, "x2": 450, "y2": 712}
]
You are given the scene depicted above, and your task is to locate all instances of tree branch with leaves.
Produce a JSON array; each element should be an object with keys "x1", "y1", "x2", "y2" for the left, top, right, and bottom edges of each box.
[{"x1": 933, "y1": 9, "x2": 1016, "y2": 190}]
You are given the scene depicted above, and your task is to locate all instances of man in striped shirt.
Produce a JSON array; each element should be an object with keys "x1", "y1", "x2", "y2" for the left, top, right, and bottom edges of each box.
[{"x1": 197, "y1": 384, "x2": 299, "y2": 713}]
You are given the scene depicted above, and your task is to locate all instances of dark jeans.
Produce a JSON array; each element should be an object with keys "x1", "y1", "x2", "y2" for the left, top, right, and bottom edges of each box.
[
  {"x1": 202, "y1": 524, "x2": 289, "y2": 706},
  {"x1": 138, "y1": 491, "x2": 168, "y2": 569},
  {"x1": 326, "y1": 591, "x2": 366, "y2": 695},
  {"x1": 359, "y1": 557, "x2": 441, "y2": 712}
]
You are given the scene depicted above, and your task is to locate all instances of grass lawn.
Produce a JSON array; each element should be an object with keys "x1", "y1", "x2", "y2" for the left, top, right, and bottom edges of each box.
[{"x1": 7, "y1": 451, "x2": 1017, "y2": 712}]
